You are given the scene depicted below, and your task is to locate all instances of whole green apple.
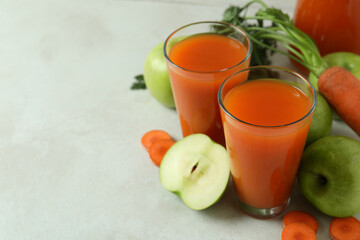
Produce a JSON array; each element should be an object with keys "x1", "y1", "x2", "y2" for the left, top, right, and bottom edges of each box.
[
  {"x1": 144, "y1": 37, "x2": 186, "y2": 108},
  {"x1": 144, "y1": 42, "x2": 175, "y2": 108},
  {"x1": 298, "y1": 136, "x2": 360, "y2": 217},
  {"x1": 309, "y1": 52, "x2": 360, "y2": 91},
  {"x1": 305, "y1": 92, "x2": 332, "y2": 146}
]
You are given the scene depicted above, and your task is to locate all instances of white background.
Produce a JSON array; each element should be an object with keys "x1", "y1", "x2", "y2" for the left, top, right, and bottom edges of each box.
[{"x1": 0, "y1": 0, "x2": 359, "y2": 239}]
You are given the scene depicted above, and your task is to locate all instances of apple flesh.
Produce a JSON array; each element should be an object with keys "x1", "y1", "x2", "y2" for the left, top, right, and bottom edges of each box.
[
  {"x1": 298, "y1": 136, "x2": 360, "y2": 217},
  {"x1": 159, "y1": 134, "x2": 230, "y2": 210}
]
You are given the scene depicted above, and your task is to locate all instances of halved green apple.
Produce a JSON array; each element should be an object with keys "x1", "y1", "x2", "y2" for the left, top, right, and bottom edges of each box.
[{"x1": 159, "y1": 134, "x2": 230, "y2": 210}]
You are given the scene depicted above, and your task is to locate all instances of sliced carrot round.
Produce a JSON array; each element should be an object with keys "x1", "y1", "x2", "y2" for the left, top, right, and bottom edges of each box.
[
  {"x1": 281, "y1": 222, "x2": 317, "y2": 240},
  {"x1": 329, "y1": 216, "x2": 360, "y2": 240},
  {"x1": 282, "y1": 210, "x2": 319, "y2": 232},
  {"x1": 148, "y1": 139, "x2": 176, "y2": 167},
  {"x1": 141, "y1": 130, "x2": 172, "y2": 151}
]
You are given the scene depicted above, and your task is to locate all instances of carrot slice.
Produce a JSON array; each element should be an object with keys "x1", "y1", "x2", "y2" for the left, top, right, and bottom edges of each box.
[
  {"x1": 141, "y1": 130, "x2": 172, "y2": 151},
  {"x1": 329, "y1": 216, "x2": 360, "y2": 240},
  {"x1": 282, "y1": 210, "x2": 319, "y2": 232},
  {"x1": 148, "y1": 139, "x2": 176, "y2": 167},
  {"x1": 281, "y1": 222, "x2": 317, "y2": 240},
  {"x1": 318, "y1": 66, "x2": 360, "y2": 136}
]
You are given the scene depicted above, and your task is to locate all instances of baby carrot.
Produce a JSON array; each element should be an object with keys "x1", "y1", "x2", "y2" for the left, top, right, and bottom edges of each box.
[
  {"x1": 318, "y1": 66, "x2": 360, "y2": 136},
  {"x1": 329, "y1": 216, "x2": 360, "y2": 240},
  {"x1": 281, "y1": 222, "x2": 317, "y2": 240},
  {"x1": 282, "y1": 210, "x2": 319, "y2": 233},
  {"x1": 148, "y1": 139, "x2": 176, "y2": 167},
  {"x1": 141, "y1": 130, "x2": 172, "y2": 151}
]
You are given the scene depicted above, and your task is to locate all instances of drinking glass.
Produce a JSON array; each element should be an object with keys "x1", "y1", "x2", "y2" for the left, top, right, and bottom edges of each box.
[
  {"x1": 218, "y1": 66, "x2": 316, "y2": 218},
  {"x1": 164, "y1": 21, "x2": 252, "y2": 146}
]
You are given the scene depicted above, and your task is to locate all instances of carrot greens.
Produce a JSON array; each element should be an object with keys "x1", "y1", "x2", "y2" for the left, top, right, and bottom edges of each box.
[{"x1": 221, "y1": 0, "x2": 328, "y2": 77}]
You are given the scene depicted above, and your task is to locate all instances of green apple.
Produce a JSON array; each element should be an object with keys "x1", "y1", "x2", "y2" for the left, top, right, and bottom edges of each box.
[
  {"x1": 308, "y1": 52, "x2": 360, "y2": 119},
  {"x1": 144, "y1": 37, "x2": 186, "y2": 108},
  {"x1": 159, "y1": 134, "x2": 230, "y2": 210},
  {"x1": 309, "y1": 52, "x2": 360, "y2": 91},
  {"x1": 144, "y1": 42, "x2": 175, "y2": 108},
  {"x1": 323, "y1": 52, "x2": 360, "y2": 79},
  {"x1": 305, "y1": 92, "x2": 332, "y2": 146},
  {"x1": 298, "y1": 136, "x2": 360, "y2": 217}
]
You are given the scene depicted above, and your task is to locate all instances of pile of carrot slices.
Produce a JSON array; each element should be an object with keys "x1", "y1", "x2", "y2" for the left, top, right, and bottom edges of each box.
[
  {"x1": 141, "y1": 130, "x2": 175, "y2": 166},
  {"x1": 282, "y1": 211, "x2": 318, "y2": 239},
  {"x1": 281, "y1": 210, "x2": 360, "y2": 240}
]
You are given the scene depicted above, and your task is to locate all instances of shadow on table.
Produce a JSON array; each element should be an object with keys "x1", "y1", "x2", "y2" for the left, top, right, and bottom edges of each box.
[
  {"x1": 199, "y1": 183, "x2": 247, "y2": 221},
  {"x1": 199, "y1": 179, "x2": 327, "y2": 223}
]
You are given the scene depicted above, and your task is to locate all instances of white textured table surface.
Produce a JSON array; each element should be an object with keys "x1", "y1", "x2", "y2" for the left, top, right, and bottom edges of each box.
[{"x1": 0, "y1": 0, "x2": 359, "y2": 239}]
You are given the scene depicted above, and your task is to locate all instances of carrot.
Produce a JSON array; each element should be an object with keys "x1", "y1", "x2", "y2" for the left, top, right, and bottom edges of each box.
[
  {"x1": 141, "y1": 130, "x2": 172, "y2": 151},
  {"x1": 318, "y1": 66, "x2": 360, "y2": 136},
  {"x1": 282, "y1": 210, "x2": 319, "y2": 233},
  {"x1": 281, "y1": 222, "x2": 317, "y2": 240},
  {"x1": 329, "y1": 216, "x2": 360, "y2": 240},
  {"x1": 148, "y1": 139, "x2": 176, "y2": 166}
]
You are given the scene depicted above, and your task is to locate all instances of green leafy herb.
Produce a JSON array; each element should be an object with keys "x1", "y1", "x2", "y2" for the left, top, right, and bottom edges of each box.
[
  {"x1": 222, "y1": 0, "x2": 328, "y2": 77},
  {"x1": 131, "y1": 74, "x2": 146, "y2": 90},
  {"x1": 222, "y1": 4, "x2": 277, "y2": 66}
]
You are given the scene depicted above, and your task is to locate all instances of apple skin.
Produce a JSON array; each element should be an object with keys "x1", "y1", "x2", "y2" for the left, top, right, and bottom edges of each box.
[
  {"x1": 144, "y1": 37, "x2": 186, "y2": 108},
  {"x1": 298, "y1": 136, "x2": 360, "y2": 217},
  {"x1": 305, "y1": 92, "x2": 332, "y2": 146},
  {"x1": 144, "y1": 42, "x2": 175, "y2": 108},
  {"x1": 309, "y1": 52, "x2": 360, "y2": 91},
  {"x1": 323, "y1": 52, "x2": 360, "y2": 79}
]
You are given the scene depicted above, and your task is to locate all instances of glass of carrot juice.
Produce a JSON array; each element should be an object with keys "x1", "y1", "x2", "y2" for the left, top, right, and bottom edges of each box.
[
  {"x1": 218, "y1": 66, "x2": 316, "y2": 218},
  {"x1": 164, "y1": 21, "x2": 252, "y2": 146}
]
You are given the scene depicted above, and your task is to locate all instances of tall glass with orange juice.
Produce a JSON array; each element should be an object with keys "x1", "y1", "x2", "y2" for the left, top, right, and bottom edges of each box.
[
  {"x1": 164, "y1": 22, "x2": 252, "y2": 146},
  {"x1": 218, "y1": 66, "x2": 316, "y2": 218}
]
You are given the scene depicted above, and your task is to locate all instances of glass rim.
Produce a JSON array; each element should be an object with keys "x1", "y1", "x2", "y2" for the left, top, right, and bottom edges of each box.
[
  {"x1": 163, "y1": 21, "x2": 253, "y2": 74},
  {"x1": 218, "y1": 65, "x2": 317, "y2": 128}
]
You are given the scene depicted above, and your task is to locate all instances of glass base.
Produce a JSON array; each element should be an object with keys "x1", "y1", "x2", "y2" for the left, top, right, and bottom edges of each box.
[
  {"x1": 234, "y1": 195, "x2": 290, "y2": 219},
  {"x1": 230, "y1": 179, "x2": 290, "y2": 219}
]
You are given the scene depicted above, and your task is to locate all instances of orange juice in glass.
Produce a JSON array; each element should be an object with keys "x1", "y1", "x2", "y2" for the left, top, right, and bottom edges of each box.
[
  {"x1": 218, "y1": 66, "x2": 316, "y2": 218},
  {"x1": 164, "y1": 21, "x2": 252, "y2": 146}
]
